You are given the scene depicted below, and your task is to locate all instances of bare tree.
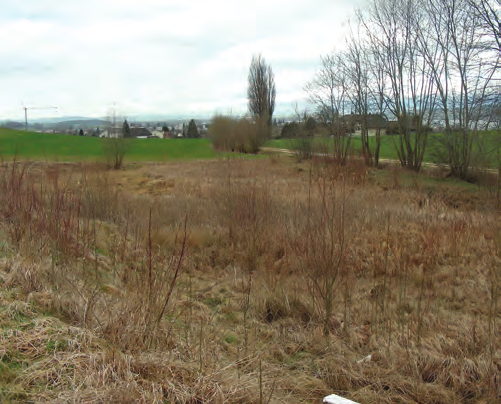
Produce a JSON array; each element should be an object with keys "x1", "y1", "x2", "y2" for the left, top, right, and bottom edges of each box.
[
  {"x1": 305, "y1": 53, "x2": 353, "y2": 164},
  {"x1": 345, "y1": 26, "x2": 371, "y2": 165},
  {"x1": 364, "y1": 0, "x2": 439, "y2": 171},
  {"x1": 468, "y1": 0, "x2": 501, "y2": 53},
  {"x1": 292, "y1": 172, "x2": 351, "y2": 337},
  {"x1": 344, "y1": 20, "x2": 385, "y2": 167},
  {"x1": 351, "y1": 6, "x2": 393, "y2": 168},
  {"x1": 366, "y1": 30, "x2": 390, "y2": 168},
  {"x1": 305, "y1": 0, "x2": 498, "y2": 176},
  {"x1": 103, "y1": 105, "x2": 130, "y2": 170},
  {"x1": 424, "y1": 0, "x2": 499, "y2": 178},
  {"x1": 248, "y1": 54, "x2": 276, "y2": 127},
  {"x1": 287, "y1": 103, "x2": 314, "y2": 162}
]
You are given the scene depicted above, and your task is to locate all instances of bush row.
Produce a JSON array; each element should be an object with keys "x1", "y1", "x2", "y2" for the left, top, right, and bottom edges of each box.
[{"x1": 208, "y1": 115, "x2": 270, "y2": 154}]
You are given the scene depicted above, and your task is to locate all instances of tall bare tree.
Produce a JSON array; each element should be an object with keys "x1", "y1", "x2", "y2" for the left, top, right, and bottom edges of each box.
[
  {"x1": 344, "y1": 27, "x2": 372, "y2": 165},
  {"x1": 103, "y1": 105, "x2": 130, "y2": 169},
  {"x1": 468, "y1": 0, "x2": 501, "y2": 53},
  {"x1": 351, "y1": 7, "x2": 393, "y2": 168},
  {"x1": 305, "y1": 53, "x2": 353, "y2": 164},
  {"x1": 366, "y1": 29, "x2": 390, "y2": 168},
  {"x1": 306, "y1": 0, "x2": 498, "y2": 175},
  {"x1": 344, "y1": 20, "x2": 387, "y2": 167},
  {"x1": 248, "y1": 54, "x2": 276, "y2": 127},
  {"x1": 364, "y1": 0, "x2": 439, "y2": 171},
  {"x1": 423, "y1": 0, "x2": 499, "y2": 178}
]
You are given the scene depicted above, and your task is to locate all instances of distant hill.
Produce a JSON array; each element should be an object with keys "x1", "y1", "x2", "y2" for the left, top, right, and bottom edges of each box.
[
  {"x1": 0, "y1": 120, "x2": 25, "y2": 129},
  {"x1": 52, "y1": 119, "x2": 110, "y2": 129},
  {"x1": 0, "y1": 118, "x2": 111, "y2": 131},
  {"x1": 31, "y1": 116, "x2": 107, "y2": 124}
]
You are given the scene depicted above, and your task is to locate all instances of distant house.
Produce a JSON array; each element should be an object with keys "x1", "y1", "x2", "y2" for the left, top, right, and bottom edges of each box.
[
  {"x1": 163, "y1": 131, "x2": 172, "y2": 139},
  {"x1": 150, "y1": 130, "x2": 164, "y2": 138},
  {"x1": 100, "y1": 126, "x2": 122, "y2": 138},
  {"x1": 130, "y1": 127, "x2": 152, "y2": 138},
  {"x1": 341, "y1": 114, "x2": 387, "y2": 129},
  {"x1": 338, "y1": 114, "x2": 388, "y2": 136},
  {"x1": 385, "y1": 115, "x2": 426, "y2": 135}
]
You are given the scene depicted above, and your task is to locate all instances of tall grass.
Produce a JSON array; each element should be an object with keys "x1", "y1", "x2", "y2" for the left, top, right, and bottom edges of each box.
[
  {"x1": 0, "y1": 157, "x2": 499, "y2": 402},
  {"x1": 0, "y1": 161, "x2": 188, "y2": 351}
]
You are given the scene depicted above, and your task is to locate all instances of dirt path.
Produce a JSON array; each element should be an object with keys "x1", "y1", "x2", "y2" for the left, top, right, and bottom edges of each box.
[{"x1": 260, "y1": 147, "x2": 499, "y2": 174}]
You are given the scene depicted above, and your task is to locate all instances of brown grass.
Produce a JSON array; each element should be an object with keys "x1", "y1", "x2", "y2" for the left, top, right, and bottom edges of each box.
[{"x1": 0, "y1": 156, "x2": 499, "y2": 403}]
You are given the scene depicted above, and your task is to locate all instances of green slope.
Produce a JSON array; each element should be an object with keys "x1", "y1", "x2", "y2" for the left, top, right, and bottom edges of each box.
[{"x1": 0, "y1": 129, "x2": 227, "y2": 162}]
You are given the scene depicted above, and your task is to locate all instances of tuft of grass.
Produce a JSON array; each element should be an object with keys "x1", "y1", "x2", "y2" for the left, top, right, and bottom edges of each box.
[{"x1": 224, "y1": 334, "x2": 239, "y2": 344}]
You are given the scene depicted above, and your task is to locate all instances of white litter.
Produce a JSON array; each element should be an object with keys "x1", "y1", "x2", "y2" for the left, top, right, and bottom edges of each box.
[
  {"x1": 356, "y1": 354, "x2": 372, "y2": 364},
  {"x1": 323, "y1": 394, "x2": 360, "y2": 404}
]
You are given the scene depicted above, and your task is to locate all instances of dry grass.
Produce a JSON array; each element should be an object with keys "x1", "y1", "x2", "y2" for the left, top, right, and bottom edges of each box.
[{"x1": 0, "y1": 156, "x2": 499, "y2": 403}]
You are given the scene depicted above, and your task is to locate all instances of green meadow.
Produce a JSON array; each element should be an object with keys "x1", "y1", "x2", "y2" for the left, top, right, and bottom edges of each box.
[
  {"x1": 0, "y1": 128, "x2": 242, "y2": 162},
  {"x1": 266, "y1": 131, "x2": 501, "y2": 168},
  {"x1": 1, "y1": 128, "x2": 499, "y2": 167},
  {"x1": 266, "y1": 136, "x2": 412, "y2": 161}
]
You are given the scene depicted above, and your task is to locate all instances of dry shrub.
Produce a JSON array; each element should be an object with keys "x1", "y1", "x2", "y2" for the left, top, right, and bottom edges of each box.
[
  {"x1": 311, "y1": 153, "x2": 370, "y2": 186},
  {"x1": 289, "y1": 136, "x2": 314, "y2": 162},
  {"x1": 209, "y1": 114, "x2": 269, "y2": 154},
  {"x1": 263, "y1": 296, "x2": 314, "y2": 324},
  {"x1": 102, "y1": 136, "x2": 130, "y2": 169}
]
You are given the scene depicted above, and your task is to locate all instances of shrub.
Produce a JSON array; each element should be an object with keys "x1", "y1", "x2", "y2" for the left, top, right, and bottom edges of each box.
[
  {"x1": 289, "y1": 136, "x2": 313, "y2": 162},
  {"x1": 209, "y1": 115, "x2": 237, "y2": 152},
  {"x1": 304, "y1": 116, "x2": 317, "y2": 132},
  {"x1": 281, "y1": 120, "x2": 314, "y2": 162},
  {"x1": 102, "y1": 137, "x2": 130, "y2": 170},
  {"x1": 208, "y1": 114, "x2": 270, "y2": 154},
  {"x1": 280, "y1": 122, "x2": 300, "y2": 138}
]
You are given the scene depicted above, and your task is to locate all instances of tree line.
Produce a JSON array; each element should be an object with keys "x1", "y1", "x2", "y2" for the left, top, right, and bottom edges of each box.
[
  {"x1": 303, "y1": 0, "x2": 500, "y2": 178},
  {"x1": 210, "y1": 0, "x2": 500, "y2": 179}
]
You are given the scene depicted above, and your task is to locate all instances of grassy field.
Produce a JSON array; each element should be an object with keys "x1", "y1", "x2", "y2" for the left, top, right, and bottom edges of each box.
[
  {"x1": 267, "y1": 136, "x2": 404, "y2": 160},
  {"x1": 3, "y1": 128, "x2": 498, "y2": 168},
  {"x1": 0, "y1": 156, "x2": 499, "y2": 403},
  {"x1": 0, "y1": 128, "x2": 243, "y2": 162},
  {"x1": 267, "y1": 132, "x2": 501, "y2": 167}
]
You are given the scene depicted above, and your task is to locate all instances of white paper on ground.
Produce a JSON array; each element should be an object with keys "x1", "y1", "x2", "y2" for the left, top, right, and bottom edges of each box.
[
  {"x1": 356, "y1": 354, "x2": 372, "y2": 364},
  {"x1": 323, "y1": 394, "x2": 360, "y2": 404}
]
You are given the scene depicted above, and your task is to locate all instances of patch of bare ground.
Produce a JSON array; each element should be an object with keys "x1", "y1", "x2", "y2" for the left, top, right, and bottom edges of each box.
[{"x1": 0, "y1": 155, "x2": 499, "y2": 403}]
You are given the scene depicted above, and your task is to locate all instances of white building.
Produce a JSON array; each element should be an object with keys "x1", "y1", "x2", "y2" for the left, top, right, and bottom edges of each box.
[
  {"x1": 100, "y1": 127, "x2": 122, "y2": 138},
  {"x1": 151, "y1": 130, "x2": 164, "y2": 138}
]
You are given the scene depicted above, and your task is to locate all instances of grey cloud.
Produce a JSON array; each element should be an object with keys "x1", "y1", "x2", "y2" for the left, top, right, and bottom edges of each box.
[{"x1": 0, "y1": 0, "x2": 364, "y2": 120}]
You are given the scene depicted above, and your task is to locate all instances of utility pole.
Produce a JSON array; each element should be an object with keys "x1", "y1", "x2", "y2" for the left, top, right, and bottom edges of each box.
[{"x1": 22, "y1": 105, "x2": 58, "y2": 131}]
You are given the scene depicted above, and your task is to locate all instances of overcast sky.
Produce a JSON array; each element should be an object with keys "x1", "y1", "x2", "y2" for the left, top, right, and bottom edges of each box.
[{"x1": 0, "y1": 0, "x2": 367, "y2": 121}]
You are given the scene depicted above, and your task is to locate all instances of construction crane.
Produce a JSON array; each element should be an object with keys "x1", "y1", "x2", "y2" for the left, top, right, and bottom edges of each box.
[{"x1": 22, "y1": 105, "x2": 59, "y2": 131}]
